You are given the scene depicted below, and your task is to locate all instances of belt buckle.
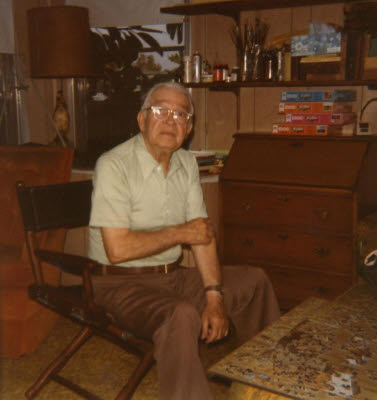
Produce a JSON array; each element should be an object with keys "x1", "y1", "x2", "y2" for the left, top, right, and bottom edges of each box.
[{"x1": 164, "y1": 264, "x2": 168, "y2": 274}]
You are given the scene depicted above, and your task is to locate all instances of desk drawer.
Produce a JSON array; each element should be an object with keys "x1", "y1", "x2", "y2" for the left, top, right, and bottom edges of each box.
[
  {"x1": 262, "y1": 265, "x2": 354, "y2": 310},
  {"x1": 223, "y1": 225, "x2": 353, "y2": 274},
  {"x1": 222, "y1": 182, "x2": 353, "y2": 234}
]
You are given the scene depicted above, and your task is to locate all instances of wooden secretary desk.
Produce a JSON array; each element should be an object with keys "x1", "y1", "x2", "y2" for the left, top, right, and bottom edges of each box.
[{"x1": 219, "y1": 134, "x2": 377, "y2": 310}]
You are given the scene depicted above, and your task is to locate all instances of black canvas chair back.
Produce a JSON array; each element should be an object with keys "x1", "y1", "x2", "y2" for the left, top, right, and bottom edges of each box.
[{"x1": 17, "y1": 180, "x2": 154, "y2": 400}]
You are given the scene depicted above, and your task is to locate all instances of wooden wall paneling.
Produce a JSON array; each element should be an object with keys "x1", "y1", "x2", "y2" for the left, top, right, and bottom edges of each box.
[
  {"x1": 190, "y1": 13, "x2": 237, "y2": 151},
  {"x1": 311, "y1": 3, "x2": 344, "y2": 27},
  {"x1": 190, "y1": 87, "x2": 208, "y2": 150},
  {"x1": 291, "y1": 6, "x2": 310, "y2": 31},
  {"x1": 204, "y1": 13, "x2": 237, "y2": 150},
  {"x1": 238, "y1": 88, "x2": 255, "y2": 132},
  {"x1": 203, "y1": 14, "x2": 235, "y2": 67},
  {"x1": 190, "y1": 15, "x2": 208, "y2": 150},
  {"x1": 254, "y1": 87, "x2": 284, "y2": 133},
  {"x1": 207, "y1": 90, "x2": 237, "y2": 149}
]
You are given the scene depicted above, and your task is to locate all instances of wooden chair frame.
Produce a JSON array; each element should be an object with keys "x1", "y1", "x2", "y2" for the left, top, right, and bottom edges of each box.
[{"x1": 16, "y1": 179, "x2": 154, "y2": 400}]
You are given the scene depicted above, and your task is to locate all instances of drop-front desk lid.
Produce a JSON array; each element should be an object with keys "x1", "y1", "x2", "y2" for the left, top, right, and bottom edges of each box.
[{"x1": 221, "y1": 134, "x2": 377, "y2": 189}]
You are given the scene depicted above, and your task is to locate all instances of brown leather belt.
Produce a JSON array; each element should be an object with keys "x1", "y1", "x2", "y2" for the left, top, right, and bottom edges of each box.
[{"x1": 92, "y1": 262, "x2": 178, "y2": 276}]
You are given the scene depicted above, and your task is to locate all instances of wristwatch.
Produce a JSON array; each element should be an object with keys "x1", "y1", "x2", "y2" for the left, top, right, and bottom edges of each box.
[{"x1": 204, "y1": 284, "x2": 223, "y2": 295}]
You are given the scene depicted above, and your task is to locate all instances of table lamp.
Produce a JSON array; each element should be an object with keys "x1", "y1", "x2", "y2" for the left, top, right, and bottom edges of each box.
[{"x1": 27, "y1": 6, "x2": 97, "y2": 146}]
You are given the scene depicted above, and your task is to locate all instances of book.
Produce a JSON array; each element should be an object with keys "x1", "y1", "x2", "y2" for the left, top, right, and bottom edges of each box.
[
  {"x1": 197, "y1": 157, "x2": 217, "y2": 166},
  {"x1": 190, "y1": 150, "x2": 216, "y2": 160},
  {"x1": 278, "y1": 102, "x2": 354, "y2": 114},
  {"x1": 272, "y1": 123, "x2": 355, "y2": 136},
  {"x1": 199, "y1": 164, "x2": 220, "y2": 172},
  {"x1": 285, "y1": 112, "x2": 356, "y2": 125},
  {"x1": 190, "y1": 149, "x2": 229, "y2": 176},
  {"x1": 280, "y1": 90, "x2": 356, "y2": 102}
]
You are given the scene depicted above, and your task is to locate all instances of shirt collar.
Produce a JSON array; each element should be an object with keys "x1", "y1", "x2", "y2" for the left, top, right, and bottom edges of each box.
[{"x1": 135, "y1": 133, "x2": 183, "y2": 179}]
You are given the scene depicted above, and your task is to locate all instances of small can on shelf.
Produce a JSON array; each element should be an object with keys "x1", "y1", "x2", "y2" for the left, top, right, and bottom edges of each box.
[{"x1": 231, "y1": 66, "x2": 241, "y2": 81}]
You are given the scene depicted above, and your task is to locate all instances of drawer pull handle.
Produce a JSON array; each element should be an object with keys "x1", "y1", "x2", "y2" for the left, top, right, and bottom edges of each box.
[
  {"x1": 242, "y1": 202, "x2": 253, "y2": 212},
  {"x1": 277, "y1": 194, "x2": 290, "y2": 202},
  {"x1": 314, "y1": 247, "x2": 330, "y2": 258},
  {"x1": 241, "y1": 238, "x2": 253, "y2": 247},
  {"x1": 291, "y1": 142, "x2": 304, "y2": 148},
  {"x1": 317, "y1": 286, "x2": 327, "y2": 295},
  {"x1": 316, "y1": 209, "x2": 329, "y2": 220},
  {"x1": 277, "y1": 233, "x2": 289, "y2": 240}
]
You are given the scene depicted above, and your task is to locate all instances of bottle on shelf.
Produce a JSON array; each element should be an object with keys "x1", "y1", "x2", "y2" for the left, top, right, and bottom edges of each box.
[
  {"x1": 183, "y1": 55, "x2": 192, "y2": 83},
  {"x1": 192, "y1": 51, "x2": 202, "y2": 83}
]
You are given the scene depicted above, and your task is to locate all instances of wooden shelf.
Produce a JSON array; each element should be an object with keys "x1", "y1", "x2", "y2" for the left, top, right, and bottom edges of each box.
[
  {"x1": 161, "y1": 0, "x2": 356, "y2": 19},
  {"x1": 183, "y1": 79, "x2": 377, "y2": 89}
]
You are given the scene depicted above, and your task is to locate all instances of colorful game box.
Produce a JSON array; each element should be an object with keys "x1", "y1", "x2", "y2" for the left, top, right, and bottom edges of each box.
[{"x1": 280, "y1": 90, "x2": 356, "y2": 102}]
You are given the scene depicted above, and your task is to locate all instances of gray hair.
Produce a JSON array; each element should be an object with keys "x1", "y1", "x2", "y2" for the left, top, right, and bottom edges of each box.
[{"x1": 141, "y1": 81, "x2": 194, "y2": 115}]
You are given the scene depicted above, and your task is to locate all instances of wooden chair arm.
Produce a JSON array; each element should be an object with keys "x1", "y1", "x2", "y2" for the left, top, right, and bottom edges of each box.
[
  {"x1": 35, "y1": 249, "x2": 99, "y2": 308},
  {"x1": 35, "y1": 249, "x2": 99, "y2": 276}
]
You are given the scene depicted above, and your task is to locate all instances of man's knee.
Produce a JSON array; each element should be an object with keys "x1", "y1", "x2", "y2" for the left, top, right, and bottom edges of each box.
[
  {"x1": 228, "y1": 265, "x2": 269, "y2": 291},
  {"x1": 153, "y1": 300, "x2": 202, "y2": 352},
  {"x1": 169, "y1": 301, "x2": 202, "y2": 332},
  {"x1": 246, "y1": 266, "x2": 270, "y2": 287}
]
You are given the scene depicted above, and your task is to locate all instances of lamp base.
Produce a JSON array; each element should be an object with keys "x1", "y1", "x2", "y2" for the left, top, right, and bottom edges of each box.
[
  {"x1": 50, "y1": 134, "x2": 70, "y2": 147},
  {"x1": 52, "y1": 90, "x2": 70, "y2": 146}
]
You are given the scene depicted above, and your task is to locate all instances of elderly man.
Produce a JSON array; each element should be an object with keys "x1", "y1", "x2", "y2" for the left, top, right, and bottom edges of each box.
[{"x1": 89, "y1": 81, "x2": 280, "y2": 400}]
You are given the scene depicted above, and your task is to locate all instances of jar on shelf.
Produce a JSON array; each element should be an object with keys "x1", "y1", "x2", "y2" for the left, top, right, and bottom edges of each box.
[{"x1": 213, "y1": 63, "x2": 223, "y2": 81}]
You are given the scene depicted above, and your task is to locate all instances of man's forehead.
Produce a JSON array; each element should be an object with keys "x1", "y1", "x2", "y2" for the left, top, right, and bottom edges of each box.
[{"x1": 151, "y1": 88, "x2": 189, "y2": 108}]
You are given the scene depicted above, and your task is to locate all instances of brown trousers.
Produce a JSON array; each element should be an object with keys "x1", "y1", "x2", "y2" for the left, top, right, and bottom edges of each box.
[{"x1": 92, "y1": 265, "x2": 280, "y2": 400}]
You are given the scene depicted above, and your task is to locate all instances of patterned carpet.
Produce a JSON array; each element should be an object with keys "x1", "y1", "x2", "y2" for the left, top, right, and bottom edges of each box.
[{"x1": 1, "y1": 316, "x2": 233, "y2": 400}]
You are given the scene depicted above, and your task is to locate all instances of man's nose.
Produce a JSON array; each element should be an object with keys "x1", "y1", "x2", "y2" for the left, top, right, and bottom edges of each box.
[{"x1": 165, "y1": 110, "x2": 175, "y2": 124}]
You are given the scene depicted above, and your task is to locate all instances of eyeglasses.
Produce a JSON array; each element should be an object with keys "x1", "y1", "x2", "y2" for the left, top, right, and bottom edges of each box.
[{"x1": 145, "y1": 106, "x2": 192, "y2": 125}]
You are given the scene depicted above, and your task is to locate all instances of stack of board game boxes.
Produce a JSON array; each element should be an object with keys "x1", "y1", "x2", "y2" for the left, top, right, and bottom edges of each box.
[{"x1": 272, "y1": 89, "x2": 357, "y2": 136}]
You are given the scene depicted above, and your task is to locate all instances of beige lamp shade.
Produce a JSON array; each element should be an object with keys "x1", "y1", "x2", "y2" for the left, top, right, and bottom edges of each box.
[{"x1": 27, "y1": 6, "x2": 97, "y2": 78}]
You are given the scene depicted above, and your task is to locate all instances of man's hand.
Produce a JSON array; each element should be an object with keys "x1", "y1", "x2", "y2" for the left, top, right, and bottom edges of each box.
[
  {"x1": 201, "y1": 292, "x2": 229, "y2": 344},
  {"x1": 181, "y1": 217, "x2": 215, "y2": 246}
]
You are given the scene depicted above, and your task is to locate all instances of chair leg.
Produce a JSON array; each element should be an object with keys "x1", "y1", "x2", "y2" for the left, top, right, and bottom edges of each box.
[
  {"x1": 114, "y1": 348, "x2": 155, "y2": 400},
  {"x1": 25, "y1": 326, "x2": 93, "y2": 399}
]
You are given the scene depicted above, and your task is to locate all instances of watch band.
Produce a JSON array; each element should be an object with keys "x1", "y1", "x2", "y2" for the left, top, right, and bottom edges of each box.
[{"x1": 204, "y1": 284, "x2": 223, "y2": 295}]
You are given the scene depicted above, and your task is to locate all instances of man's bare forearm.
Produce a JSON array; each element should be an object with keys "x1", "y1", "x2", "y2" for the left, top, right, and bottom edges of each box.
[
  {"x1": 101, "y1": 217, "x2": 214, "y2": 264},
  {"x1": 101, "y1": 226, "x2": 181, "y2": 264},
  {"x1": 191, "y1": 238, "x2": 222, "y2": 288}
]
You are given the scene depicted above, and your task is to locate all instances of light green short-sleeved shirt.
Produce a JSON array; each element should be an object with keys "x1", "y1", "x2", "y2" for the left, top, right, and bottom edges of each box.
[{"x1": 89, "y1": 133, "x2": 208, "y2": 267}]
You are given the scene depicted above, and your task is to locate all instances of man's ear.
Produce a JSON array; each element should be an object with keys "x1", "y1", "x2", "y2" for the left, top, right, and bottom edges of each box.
[
  {"x1": 185, "y1": 120, "x2": 193, "y2": 138},
  {"x1": 137, "y1": 111, "x2": 145, "y2": 132}
]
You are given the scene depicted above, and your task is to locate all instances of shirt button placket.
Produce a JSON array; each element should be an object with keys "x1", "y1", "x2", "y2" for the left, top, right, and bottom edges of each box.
[{"x1": 162, "y1": 178, "x2": 169, "y2": 224}]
